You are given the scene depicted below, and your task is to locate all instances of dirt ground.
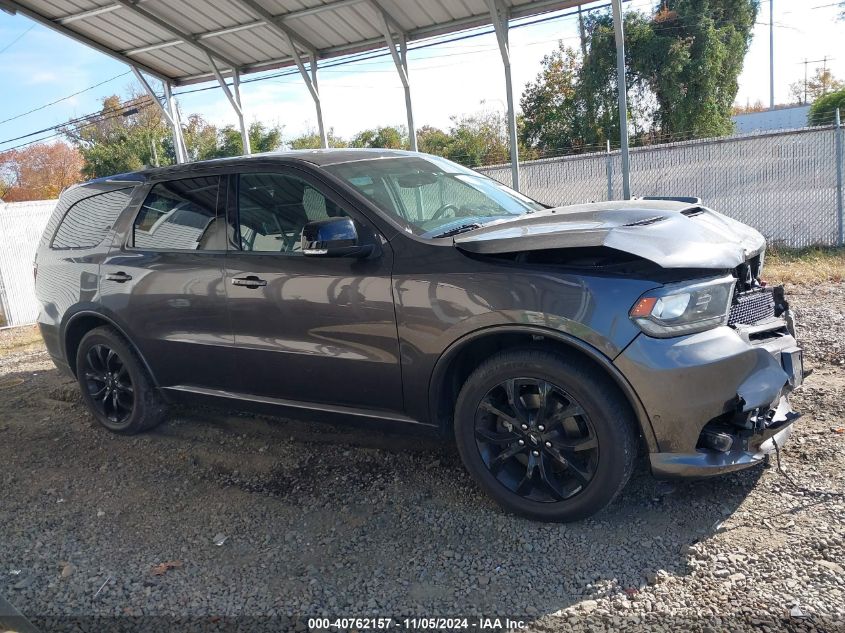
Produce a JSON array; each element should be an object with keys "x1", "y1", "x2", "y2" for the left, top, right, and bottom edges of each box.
[{"x1": 0, "y1": 284, "x2": 843, "y2": 633}]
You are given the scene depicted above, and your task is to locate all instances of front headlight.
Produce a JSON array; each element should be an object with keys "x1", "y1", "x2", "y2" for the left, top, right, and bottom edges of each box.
[{"x1": 629, "y1": 276, "x2": 736, "y2": 338}]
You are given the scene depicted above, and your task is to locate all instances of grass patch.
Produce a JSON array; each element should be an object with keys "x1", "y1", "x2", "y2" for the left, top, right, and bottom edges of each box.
[
  {"x1": 0, "y1": 325, "x2": 43, "y2": 356},
  {"x1": 765, "y1": 246, "x2": 845, "y2": 285}
]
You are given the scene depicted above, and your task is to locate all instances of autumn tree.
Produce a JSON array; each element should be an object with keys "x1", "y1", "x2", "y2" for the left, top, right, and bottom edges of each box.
[
  {"x1": 790, "y1": 68, "x2": 844, "y2": 105},
  {"x1": 0, "y1": 142, "x2": 83, "y2": 202},
  {"x1": 731, "y1": 99, "x2": 765, "y2": 115}
]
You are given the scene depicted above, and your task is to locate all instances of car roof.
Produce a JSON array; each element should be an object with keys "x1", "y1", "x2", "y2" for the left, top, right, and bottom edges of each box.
[{"x1": 82, "y1": 148, "x2": 423, "y2": 187}]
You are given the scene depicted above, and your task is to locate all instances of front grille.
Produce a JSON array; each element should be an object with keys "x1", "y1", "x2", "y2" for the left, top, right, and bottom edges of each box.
[{"x1": 729, "y1": 287, "x2": 775, "y2": 326}]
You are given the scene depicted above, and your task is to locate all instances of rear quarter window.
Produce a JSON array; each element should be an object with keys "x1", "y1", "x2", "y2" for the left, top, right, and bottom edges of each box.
[{"x1": 51, "y1": 189, "x2": 133, "y2": 250}]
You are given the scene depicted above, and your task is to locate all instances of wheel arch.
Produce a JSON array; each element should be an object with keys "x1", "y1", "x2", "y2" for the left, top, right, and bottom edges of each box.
[
  {"x1": 62, "y1": 309, "x2": 160, "y2": 388},
  {"x1": 427, "y1": 326, "x2": 658, "y2": 452}
]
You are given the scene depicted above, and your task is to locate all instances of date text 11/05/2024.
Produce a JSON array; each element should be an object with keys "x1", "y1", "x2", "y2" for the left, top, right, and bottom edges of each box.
[{"x1": 307, "y1": 617, "x2": 527, "y2": 630}]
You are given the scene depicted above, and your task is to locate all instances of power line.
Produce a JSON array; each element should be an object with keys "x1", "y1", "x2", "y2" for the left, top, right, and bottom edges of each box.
[
  {"x1": 172, "y1": 1, "x2": 623, "y2": 97},
  {"x1": 0, "y1": 71, "x2": 131, "y2": 127},
  {"x1": 0, "y1": 24, "x2": 34, "y2": 55},
  {"x1": 0, "y1": 1, "x2": 601, "y2": 130},
  {"x1": 1, "y1": 0, "x2": 756, "y2": 149},
  {"x1": 0, "y1": 98, "x2": 156, "y2": 150}
]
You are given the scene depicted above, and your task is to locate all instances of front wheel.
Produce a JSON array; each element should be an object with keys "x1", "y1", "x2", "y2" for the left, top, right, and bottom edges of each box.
[
  {"x1": 75, "y1": 326, "x2": 166, "y2": 434},
  {"x1": 454, "y1": 349, "x2": 637, "y2": 522}
]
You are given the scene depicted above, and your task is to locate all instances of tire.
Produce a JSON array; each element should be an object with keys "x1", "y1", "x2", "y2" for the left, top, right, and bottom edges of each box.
[
  {"x1": 75, "y1": 326, "x2": 166, "y2": 435},
  {"x1": 454, "y1": 348, "x2": 637, "y2": 522}
]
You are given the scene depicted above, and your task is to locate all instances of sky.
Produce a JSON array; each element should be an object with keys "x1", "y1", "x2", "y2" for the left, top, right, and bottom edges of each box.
[{"x1": 0, "y1": 0, "x2": 843, "y2": 152}]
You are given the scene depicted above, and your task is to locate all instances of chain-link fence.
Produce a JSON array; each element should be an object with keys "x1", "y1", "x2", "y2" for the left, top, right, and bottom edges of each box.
[{"x1": 479, "y1": 125, "x2": 845, "y2": 248}]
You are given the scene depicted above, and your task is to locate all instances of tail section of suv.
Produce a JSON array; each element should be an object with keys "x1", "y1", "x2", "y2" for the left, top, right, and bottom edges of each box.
[{"x1": 35, "y1": 150, "x2": 803, "y2": 522}]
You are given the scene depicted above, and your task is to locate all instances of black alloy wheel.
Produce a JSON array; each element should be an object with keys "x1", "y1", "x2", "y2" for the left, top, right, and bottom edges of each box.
[
  {"x1": 454, "y1": 349, "x2": 637, "y2": 522},
  {"x1": 75, "y1": 325, "x2": 166, "y2": 435},
  {"x1": 83, "y1": 344, "x2": 134, "y2": 424},
  {"x1": 474, "y1": 377, "x2": 598, "y2": 502}
]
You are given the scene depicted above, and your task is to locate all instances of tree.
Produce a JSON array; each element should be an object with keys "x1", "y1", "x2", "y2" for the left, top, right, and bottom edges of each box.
[
  {"x1": 520, "y1": 1, "x2": 758, "y2": 153},
  {"x1": 520, "y1": 43, "x2": 584, "y2": 152},
  {"x1": 808, "y1": 89, "x2": 845, "y2": 126},
  {"x1": 181, "y1": 114, "x2": 219, "y2": 162},
  {"x1": 206, "y1": 121, "x2": 283, "y2": 158},
  {"x1": 64, "y1": 92, "x2": 172, "y2": 178},
  {"x1": 287, "y1": 128, "x2": 348, "y2": 149},
  {"x1": 0, "y1": 142, "x2": 83, "y2": 202},
  {"x1": 790, "y1": 68, "x2": 844, "y2": 105},
  {"x1": 417, "y1": 125, "x2": 451, "y2": 156},
  {"x1": 732, "y1": 100, "x2": 765, "y2": 115},
  {"x1": 350, "y1": 126, "x2": 406, "y2": 149},
  {"x1": 440, "y1": 112, "x2": 510, "y2": 167}
]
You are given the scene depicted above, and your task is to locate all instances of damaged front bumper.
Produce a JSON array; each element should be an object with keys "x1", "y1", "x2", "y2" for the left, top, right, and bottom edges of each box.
[{"x1": 614, "y1": 317, "x2": 804, "y2": 478}]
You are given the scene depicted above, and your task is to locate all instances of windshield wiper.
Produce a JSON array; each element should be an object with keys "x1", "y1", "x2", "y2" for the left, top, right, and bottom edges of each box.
[{"x1": 431, "y1": 223, "x2": 483, "y2": 238}]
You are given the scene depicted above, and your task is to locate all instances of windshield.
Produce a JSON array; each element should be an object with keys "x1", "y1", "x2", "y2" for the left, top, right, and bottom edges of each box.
[{"x1": 323, "y1": 155, "x2": 546, "y2": 238}]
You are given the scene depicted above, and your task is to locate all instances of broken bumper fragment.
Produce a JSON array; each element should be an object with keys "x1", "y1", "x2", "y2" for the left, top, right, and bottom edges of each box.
[{"x1": 614, "y1": 321, "x2": 803, "y2": 478}]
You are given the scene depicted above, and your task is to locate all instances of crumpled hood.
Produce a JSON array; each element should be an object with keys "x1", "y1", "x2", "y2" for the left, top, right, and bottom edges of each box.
[{"x1": 454, "y1": 200, "x2": 765, "y2": 269}]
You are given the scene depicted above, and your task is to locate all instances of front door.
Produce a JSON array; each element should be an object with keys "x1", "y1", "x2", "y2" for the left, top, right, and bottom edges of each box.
[{"x1": 223, "y1": 169, "x2": 403, "y2": 413}]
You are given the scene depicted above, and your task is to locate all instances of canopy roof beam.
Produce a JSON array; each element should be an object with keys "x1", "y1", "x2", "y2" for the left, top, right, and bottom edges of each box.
[
  {"x1": 234, "y1": 0, "x2": 317, "y2": 54},
  {"x1": 207, "y1": 54, "x2": 251, "y2": 155},
  {"x1": 485, "y1": 0, "x2": 519, "y2": 191},
  {"x1": 58, "y1": 3, "x2": 120, "y2": 24},
  {"x1": 0, "y1": 0, "x2": 167, "y2": 81},
  {"x1": 231, "y1": 0, "x2": 327, "y2": 147},
  {"x1": 112, "y1": 0, "x2": 240, "y2": 70},
  {"x1": 131, "y1": 67, "x2": 187, "y2": 163},
  {"x1": 372, "y1": 0, "x2": 416, "y2": 151}
]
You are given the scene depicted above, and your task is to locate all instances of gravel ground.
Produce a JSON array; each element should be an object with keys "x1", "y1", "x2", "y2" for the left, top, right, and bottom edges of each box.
[{"x1": 0, "y1": 285, "x2": 843, "y2": 633}]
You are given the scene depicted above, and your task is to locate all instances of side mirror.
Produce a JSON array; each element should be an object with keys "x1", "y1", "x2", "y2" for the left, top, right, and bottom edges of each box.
[{"x1": 301, "y1": 217, "x2": 373, "y2": 258}]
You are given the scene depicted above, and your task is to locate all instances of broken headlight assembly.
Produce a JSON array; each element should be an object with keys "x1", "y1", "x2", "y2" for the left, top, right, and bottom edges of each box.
[{"x1": 629, "y1": 276, "x2": 736, "y2": 338}]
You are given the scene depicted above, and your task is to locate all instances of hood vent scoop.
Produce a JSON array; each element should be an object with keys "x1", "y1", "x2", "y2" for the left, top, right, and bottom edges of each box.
[
  {"x1": 624, "y1": 215, "x2": 666, "y2": 227},
  {"x1": 681, "y1": 207, "x2": 706, "y2": 217}
]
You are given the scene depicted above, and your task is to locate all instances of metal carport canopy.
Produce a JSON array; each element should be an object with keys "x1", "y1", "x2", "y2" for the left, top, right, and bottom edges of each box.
[{"x1": 0, "y1": 0, "x2": 632, "y2": 197}]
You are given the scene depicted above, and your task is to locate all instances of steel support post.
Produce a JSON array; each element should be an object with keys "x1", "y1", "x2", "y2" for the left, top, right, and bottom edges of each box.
[
  {"x1": 286, "y1": 42, "x2": 328, "y2": 148},
  {"x1": 207, "y1": 55, "x2": 251, "y2": 155},
  {"x1": 132, "y1": 67, "x2": 186, "y2": 164},
  {"x1": 373, "y1": 1, "x2": 416, "y2": 151},
  {"x1": 163, "y1": 82, "x2": 188, "y2": 163},
  {"x1": 836, "y1": 108, "x2": 844, "y2": 246},
  {"x1": 611, "y1": 0, "x2": 631, "y2": 199},
  {"x1": 486, "y1": 0, "x2": 519, "y2": 191}
]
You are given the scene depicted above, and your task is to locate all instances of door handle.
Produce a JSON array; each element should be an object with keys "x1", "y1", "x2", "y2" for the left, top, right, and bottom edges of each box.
[
  {"x1": 232, "y1": 275, "x2": 267, "y2": 288},
  {"x1": 106, "y1": 272, "x2": 132, "y2": 283}
]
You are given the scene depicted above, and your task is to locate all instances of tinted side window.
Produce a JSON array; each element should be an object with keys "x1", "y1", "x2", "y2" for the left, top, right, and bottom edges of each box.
[
  {"x1": 51, "y1": 189, "x2": 133, "y2": 250},
  {"x1": 133, "y1": 177, "x2": 221, "y2": 250},
  {"x1": 237, "y1": 173, "x2": 348, "y2": 253}
]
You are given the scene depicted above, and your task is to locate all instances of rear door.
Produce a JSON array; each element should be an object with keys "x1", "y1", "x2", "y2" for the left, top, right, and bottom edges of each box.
[
  {"x1": 100, "y1": 174, "x2": 234, "y2": 391},
  {"x1": 223, "y1": 167, "x2": 403, "y2": 413}
]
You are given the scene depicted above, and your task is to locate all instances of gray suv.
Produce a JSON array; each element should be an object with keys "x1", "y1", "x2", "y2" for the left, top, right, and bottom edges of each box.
[{"x1": 35, "y1": 150, "x2": 804, "y2": 522}]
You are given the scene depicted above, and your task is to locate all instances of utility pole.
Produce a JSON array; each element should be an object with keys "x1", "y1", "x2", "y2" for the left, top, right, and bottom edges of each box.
[
  {"x1": 803, "y1": 58, "x2": 808, "y2": 104},
  {"x1": 769, "y1": 0, "x2": 774, "y2": 108},
  {"x1": 577, "y1": 5, "x2": 587, "y2": 59},
  {"x1": 611, "y1": 0, "x2": 630, "y2": 199},
  {"x1": 799, "y1": 57, "x2": 836, "y2": 103}
]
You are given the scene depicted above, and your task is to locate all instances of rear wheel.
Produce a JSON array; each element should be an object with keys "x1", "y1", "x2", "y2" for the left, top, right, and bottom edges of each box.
[
  {"x1": 454, "y1": 349, "x2": 637, "y2": 522},
  {"x1": 75, "y1": 326, "x2": 166, "y2": 434}
]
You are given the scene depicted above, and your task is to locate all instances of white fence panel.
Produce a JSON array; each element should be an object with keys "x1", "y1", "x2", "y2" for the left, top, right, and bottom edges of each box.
[{"x1": 0, "y1": 200, "x2": 56, "y2": 327}]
